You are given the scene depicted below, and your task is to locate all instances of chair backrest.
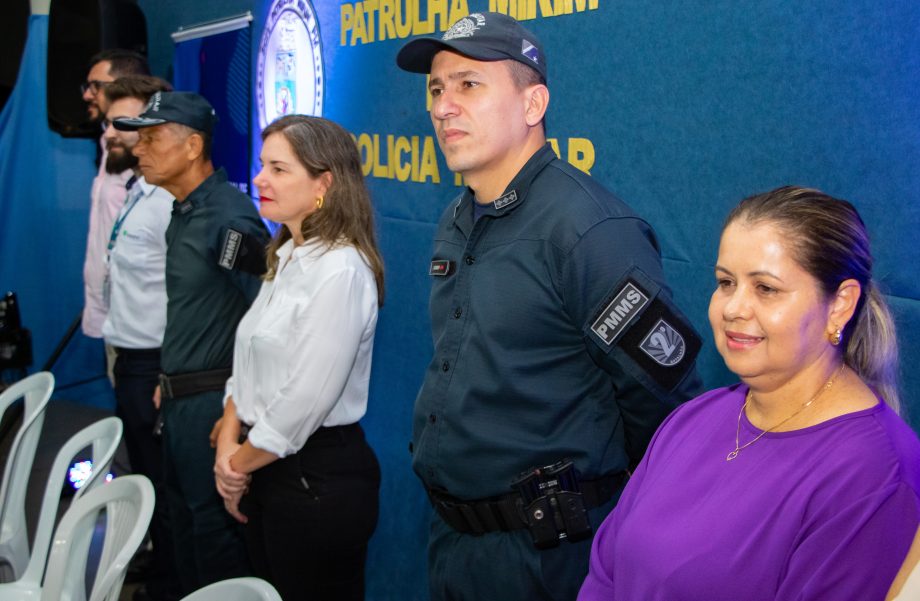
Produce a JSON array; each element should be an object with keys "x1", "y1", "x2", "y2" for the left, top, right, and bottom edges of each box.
[
  {"x1": 181, "y1": 577, "x2": 284, "y2": 601},
  {"x1": 14, "y1": 417, "x2": 123, "y2": 588},
  {"x1": 40, "y1": 475, "x2": 153, "y2": 601},
  {"x1": 0, "y1": 372, "x2": 54, "y2": 581}
]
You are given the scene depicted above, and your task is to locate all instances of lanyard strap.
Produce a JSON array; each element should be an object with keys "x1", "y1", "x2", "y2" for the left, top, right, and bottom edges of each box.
[{"x1": 107, "y1": 186, "x2": 143, "y2": 253}]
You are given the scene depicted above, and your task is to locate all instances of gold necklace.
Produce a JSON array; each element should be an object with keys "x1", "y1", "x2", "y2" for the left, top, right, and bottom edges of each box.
[{"x1": 726, "y1": 364, "x2": 847, "y2": 462}]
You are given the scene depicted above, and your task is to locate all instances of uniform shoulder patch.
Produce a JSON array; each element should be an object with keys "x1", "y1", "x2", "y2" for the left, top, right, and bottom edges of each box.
[
  {"x1": 590, "y1": 280, "x2": 650, "y2": 346},
  {"x1": 218, "y1": 228, "x2": 243, "y2": 270},
  {"x1": 639, "y1": 319, "x2": 686, "y2": 366}
]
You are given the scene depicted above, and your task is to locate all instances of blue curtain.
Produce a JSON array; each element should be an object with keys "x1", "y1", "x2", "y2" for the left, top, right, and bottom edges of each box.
[
  {"x1": 173, "y1": 25, "x2": 252, "y2": 196},
  {"x1": 0, "y1": 15, "x2": 113, "y2": 407}
]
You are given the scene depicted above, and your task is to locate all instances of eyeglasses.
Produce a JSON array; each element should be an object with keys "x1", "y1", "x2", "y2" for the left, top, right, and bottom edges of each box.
[{"x1": 80, "y1": 80, "x2": 112, "y2": 95}]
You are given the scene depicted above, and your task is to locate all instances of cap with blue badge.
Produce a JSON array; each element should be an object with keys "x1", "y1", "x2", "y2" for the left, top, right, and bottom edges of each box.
[
  {"x1": 396, "y1": 12, "x2": 547, "y2": 81},
  {"x1": 112, "y1": 91, "x2": 218, "y2": 135}
]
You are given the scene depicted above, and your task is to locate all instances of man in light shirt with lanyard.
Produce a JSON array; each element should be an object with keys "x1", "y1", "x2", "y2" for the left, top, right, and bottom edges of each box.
[
  {"x1": 100, "y1": 75, "x2": 179, "y2": 601},
  {"x1": 81, "y1": 50, "x2": 151, "y2": 379}
]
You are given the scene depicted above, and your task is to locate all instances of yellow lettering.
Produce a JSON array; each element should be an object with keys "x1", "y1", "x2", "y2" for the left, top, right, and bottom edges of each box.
[
  {"x1": 394, "y1": 137, "x2": 412, "y2": 181},
  {"x1": 351, "y1": 2, "x2": 368, "y2": 45},
  {"x1": 537, "y1": 0, "x2": 554, "y2": 18},
  {"x1": 413, "y1": 1, "x2": 435, "y2": 35},
  {"x1": 379, "y1": 0, "x2": 396, "y2": 41},
  {"x1": 372, "y1": 134, "x2": 387, "y2": 177},
  {"x1": 395, "y1": 0, "x2": 413, "y2": 38},
  {"x1": 357, "y1": 133, "x2": 373, "y2": 176},
  {"x1": 547, "y1": 138, "x2": 561, "y2": 158},
  {"x1": 454, "y1": 172, "x2": 464, "y2": 186},
  {"x1": 430, "y1": 0, "x2": 448, "y2": 31},
  {"x1": 344, "y1": 0, "x2": 594, "y2": 46},
  {"x1": 364, "y1": 0, "x2": 378, "y2": 42},
  {"x1": 410, "y1": 136, "x2": 420, "y2": 181},
  {"x1": 447, "y1": 0, "x2": 470, "y2": 29},
  {"x1": 567, "y1": 137, "x2": 595, "y2": 174},
  {"x1": 419, "y1": 136, "x2": 440, "y2": 183},
  {"x1": 489, "y1": 0, "x2": 511, "y2": 17},
  {"x1": 573, "y1": 0, "x2": 598, "y2": 11},
  {"x1": 341, "y1": 4, "x2": 355, "y2": 46}
]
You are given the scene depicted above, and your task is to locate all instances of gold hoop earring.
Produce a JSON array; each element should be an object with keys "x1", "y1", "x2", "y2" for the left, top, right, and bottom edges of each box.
[
  {"x1": 830, "y1": 328, "x2": 842, "y2": 346},
  {"x1": 316, "y1": 196, "x2": 324, "y2": 209}
]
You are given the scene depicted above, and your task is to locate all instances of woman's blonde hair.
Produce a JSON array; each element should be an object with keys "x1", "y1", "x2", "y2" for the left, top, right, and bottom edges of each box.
[
  {"x1": 725, "y1": 186, "x2": 900, "y2": 412},
  {"x1": 260, "y1": 115, "x2": 384, "y2": 305}
]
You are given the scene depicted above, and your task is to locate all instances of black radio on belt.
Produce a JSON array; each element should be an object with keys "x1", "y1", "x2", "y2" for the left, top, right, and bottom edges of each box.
[{"x1": 511, "y1": 459, "x2": 592, "y2": 549}]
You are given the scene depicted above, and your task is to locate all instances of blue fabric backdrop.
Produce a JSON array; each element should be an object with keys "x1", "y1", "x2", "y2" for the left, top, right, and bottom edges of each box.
[{"x1": 0, "y1": 15, "x2": 113, "y2": 407}]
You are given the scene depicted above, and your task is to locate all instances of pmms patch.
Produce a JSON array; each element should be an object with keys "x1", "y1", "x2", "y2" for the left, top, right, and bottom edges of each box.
[
  {"x1": 219, "y1": 229, "x2": 243, "y2": 270},
  {"x1": 590, "y1": 281, "x2": 649, "y2": 346}
]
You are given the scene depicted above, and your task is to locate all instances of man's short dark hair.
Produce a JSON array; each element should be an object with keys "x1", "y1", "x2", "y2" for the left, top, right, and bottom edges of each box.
[
  {"x1": 104, "y1": 76, "x2": 172, "y2": 105},
  {"x1": 506, "y1": 60, "x2": 546, "y2": 91},
  {"x1": 89, "y1": 49, "x2": 150, "y2": 77},
  {"x1": 505, "y1": 60, "x2": 547, "y2": 131}
]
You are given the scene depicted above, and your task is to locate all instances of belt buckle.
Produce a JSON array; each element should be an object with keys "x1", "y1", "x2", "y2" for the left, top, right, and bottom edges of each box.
[{"x1": 158, "y1": 373, "x2": 173, "y2": 400}]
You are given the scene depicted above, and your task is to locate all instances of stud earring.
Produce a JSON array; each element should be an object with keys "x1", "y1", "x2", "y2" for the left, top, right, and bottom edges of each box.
[
  {"x1": 316, "y1": 196, "x2": 324, "y2": 209},
  {"x1": 830, "y1": 328, "x2": 842, "y2": 346}
]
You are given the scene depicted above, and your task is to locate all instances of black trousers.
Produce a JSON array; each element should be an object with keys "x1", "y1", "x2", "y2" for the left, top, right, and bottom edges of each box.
[
  {"x1": 240, "y1": 423, "x2": 381, "y2": 601},
  {"x1": 112, "y1": 347, "x2": 180, "y2": 600},
  {"x1": 162, "y1": 389, "x2": 251, "y2": 594}
]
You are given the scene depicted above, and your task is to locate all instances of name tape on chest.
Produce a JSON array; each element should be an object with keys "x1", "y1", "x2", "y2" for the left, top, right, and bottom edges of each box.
[
  {"x1": 219, "y1": 229, "x2": 243, "y2": 270},
  {"x1": 429, "y1": 259, "x2": 453, "y2": 277},
  {"x1": 590, "y1": 281, "x2": 649, "y2": 345}
]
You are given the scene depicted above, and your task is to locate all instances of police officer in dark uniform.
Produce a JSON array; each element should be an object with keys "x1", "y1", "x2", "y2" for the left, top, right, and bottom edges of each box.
[
  {"x1": 397, "y1": 13, "x2": 703, "y2": 600},
  {"x1": 114, "y1": 91, "x2": 268, "y2": 594}
]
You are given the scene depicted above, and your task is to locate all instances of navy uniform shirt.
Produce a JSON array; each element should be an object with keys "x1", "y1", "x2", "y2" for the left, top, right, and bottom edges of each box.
[
  {"x1": 162, "y1": 168, "x2": 269, "y2": 375},
  {"x1": 413, "y1": 144, "x2": 703, "y2": 500}
]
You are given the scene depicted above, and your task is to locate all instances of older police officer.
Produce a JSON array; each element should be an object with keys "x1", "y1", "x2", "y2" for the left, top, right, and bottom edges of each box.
[
  {"x1": 114, "y1": 92, "x2": 268, "y2": 594},
  {"x1": 397, "y1": 12, "x2": 703, "y2": 600}
]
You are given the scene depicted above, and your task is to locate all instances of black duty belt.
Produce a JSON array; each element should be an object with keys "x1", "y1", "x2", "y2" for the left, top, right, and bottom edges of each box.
[
  {"x1": 427, "y1": 471, "x2": 626, "y2": 536},
  {"x1": 158, "y1": 368, "x2": 231, "y2": 400}
]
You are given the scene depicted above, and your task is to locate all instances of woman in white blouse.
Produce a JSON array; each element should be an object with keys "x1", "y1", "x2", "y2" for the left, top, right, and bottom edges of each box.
[{"x1": 214, "y1": 115, "x2": 384, "y2": 601}]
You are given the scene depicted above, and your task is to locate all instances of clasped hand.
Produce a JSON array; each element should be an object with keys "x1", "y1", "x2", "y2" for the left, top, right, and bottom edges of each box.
[{"x1": 214, "y1": 441, "x2": 251, "y2": 524}]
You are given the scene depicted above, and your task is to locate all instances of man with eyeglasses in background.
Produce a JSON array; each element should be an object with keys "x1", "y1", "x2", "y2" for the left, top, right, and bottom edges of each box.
[{"x1": 80, "y1": 50, "x2": 150, "y2": 358}]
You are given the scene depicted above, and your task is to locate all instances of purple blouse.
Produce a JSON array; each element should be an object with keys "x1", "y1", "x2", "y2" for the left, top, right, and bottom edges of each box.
[{"x1": 579, "y1": 385, "x2": 920, "y2": 601}]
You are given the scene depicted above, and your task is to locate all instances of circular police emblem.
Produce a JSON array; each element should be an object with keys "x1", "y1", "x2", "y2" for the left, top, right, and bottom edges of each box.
[{"x1": 257, "y1": 0, "x2": 324, "y2": 129}]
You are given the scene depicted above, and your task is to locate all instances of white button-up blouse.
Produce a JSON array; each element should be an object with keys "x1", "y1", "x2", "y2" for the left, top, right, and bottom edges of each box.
[{"x1": 225, "y1": 237, "x2": 379, "y2": 457}]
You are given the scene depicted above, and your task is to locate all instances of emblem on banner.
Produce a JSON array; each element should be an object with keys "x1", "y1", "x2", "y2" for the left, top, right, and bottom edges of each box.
[{"x1": 257, "y1": 0, "x2": 324, "y2": 128}]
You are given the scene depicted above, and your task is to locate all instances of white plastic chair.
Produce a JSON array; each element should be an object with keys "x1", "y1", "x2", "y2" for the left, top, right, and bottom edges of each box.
[
  {"x1": 181, "y1": 578, "x2": 283, "y2": 601},
  {"x1": 0, "y1": 416, "x2": 123, "y2": 598},
  {"x1": 0, "y1": 371, "x2": 54, "y2": 581},
  {"x1": 39, "y1": 474, "x2": 153, "y2": 601}
]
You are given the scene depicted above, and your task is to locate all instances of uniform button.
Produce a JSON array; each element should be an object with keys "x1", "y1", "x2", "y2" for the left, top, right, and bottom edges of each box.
[
  {"x1": 428, "y1": 414, "x2": 437, "y2": 423},
  {"x1": 453, "y1": 307, "x2": 462, "y2": 319},
  {"x1": 441, "y1": 361, "x2": 450, "y2": 372},
  {"x1": 465, "y1": 255, "x2": 475, "y2": 265}
]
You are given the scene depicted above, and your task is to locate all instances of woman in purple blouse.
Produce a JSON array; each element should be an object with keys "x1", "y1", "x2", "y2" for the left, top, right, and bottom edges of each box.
[{"x1": 579, "y1": 186, "x2": 920, "y2": 600}]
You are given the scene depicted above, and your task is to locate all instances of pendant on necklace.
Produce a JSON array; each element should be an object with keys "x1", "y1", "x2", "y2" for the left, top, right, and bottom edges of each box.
[{"x1": 726, "y1": 450, "x2": 739, "y2": 461}]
